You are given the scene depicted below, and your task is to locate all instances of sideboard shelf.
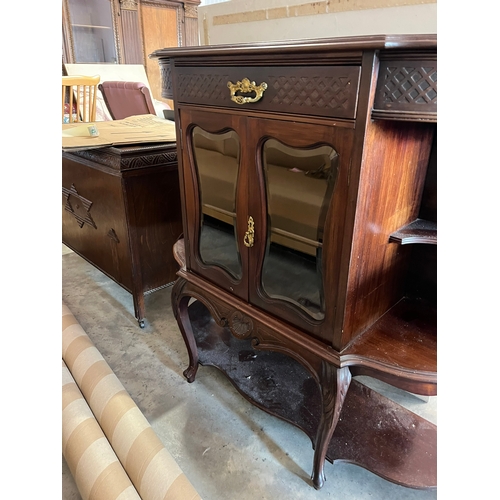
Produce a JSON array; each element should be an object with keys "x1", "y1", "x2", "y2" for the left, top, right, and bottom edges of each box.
[
  {"x1": 72, "y1": 24, "x2": 112, "y2": 29},
  {"x1": 389, "y1": 219, "x2": 437, "y2": 245},
  {"x1": 343, "y1": 298, "x2": 437, "y2": 395},
  {"x1": 187, "y1": 298, "x2": 437, "y2": 489}
]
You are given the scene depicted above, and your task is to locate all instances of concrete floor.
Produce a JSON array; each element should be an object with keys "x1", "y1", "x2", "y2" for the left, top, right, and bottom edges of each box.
[{"x1": 62, "y1": 245, "x2": 437, "y2": 500}]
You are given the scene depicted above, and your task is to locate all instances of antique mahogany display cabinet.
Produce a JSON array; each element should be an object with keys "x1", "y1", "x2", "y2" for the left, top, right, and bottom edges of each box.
[{"x1": 152, "y1": 34, "x2": 437, "y2": 490}]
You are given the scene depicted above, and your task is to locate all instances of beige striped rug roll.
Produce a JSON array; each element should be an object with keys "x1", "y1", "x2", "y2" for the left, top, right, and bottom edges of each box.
[
  {"x1": 62, "y1": 360, "x2": 141, "y2": 500},
  {"x1": 62, "y1": 303, "x2": 202, "y2": 500}
]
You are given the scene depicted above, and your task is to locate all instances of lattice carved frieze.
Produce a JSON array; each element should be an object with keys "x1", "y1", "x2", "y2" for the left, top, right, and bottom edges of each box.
[
  {"x1": 62, "y1": 184, "x2": 97, "y2": 229},
  {"x1": 159, "y1": 63, "x2": 173, "y2": 99},
  {"x1": 177, "y1": 73, "x2": 230, "y2": 103},
  {"x1": 375, "y1": 62, "x2": 437, "y2": 112},
  {"x1": 267, "y1": 75, "x2": 353, "y2": 112},
  {"x1": 184, "y1": 4, "x2": 198, "y2": 18},
  {"x1": 176, "y1": 71, "x2": 357, "y2": 117}
]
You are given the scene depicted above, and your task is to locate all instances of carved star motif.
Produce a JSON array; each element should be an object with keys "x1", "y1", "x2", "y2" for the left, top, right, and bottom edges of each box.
[{"x1": 62, "y1": 184, "x2": 96, "y2": 229}]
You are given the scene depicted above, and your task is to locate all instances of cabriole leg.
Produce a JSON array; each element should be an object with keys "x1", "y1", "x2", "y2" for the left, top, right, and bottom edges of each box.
[
  {"x1": 311, "y1": 364, "x2": 351, "y2": 489},
  {"x1": 171, "y1": 278, "x2": 199, "y2": 382}
]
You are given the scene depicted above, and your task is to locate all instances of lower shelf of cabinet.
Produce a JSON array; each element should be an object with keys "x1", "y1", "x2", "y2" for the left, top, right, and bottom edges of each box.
[
  {"x1": 187, "y1": 299, "x2": 437, "y2": 489},
  {"x1": 389, "y1": 218, "x2": 437, "y2": 245},
  {"x1": 343, "y1": 298, "x2": 437, "y2": 396}
]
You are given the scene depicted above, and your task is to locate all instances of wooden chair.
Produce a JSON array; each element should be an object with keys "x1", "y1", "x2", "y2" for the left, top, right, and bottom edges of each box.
[
  {"x1": 98, "y1": 81, "x2": 157, "y2": 120},
  {"x1": 62, "y1": 75, "x2": 100, "y2": 123}
]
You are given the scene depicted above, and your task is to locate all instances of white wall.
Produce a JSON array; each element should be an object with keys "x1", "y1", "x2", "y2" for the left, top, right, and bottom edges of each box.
[{"x1": 198, "y1": 0, "x2": 437, "y2": 45}]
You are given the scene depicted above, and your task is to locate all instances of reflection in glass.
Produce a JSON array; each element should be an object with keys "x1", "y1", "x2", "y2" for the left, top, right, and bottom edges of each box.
[
  {"x1": 68, "y1": 0, "x2": 117, "y2": 63},
  {"x1": 261, "y1": 139, "x2": 339, "y2": 320},
  {"x1": 193, "y1": 127, "x2": 242, "y2": 279}
]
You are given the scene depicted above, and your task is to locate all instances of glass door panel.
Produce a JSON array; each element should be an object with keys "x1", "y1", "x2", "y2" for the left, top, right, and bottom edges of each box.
[
  {"x1": 67, "y1": 0, "x2": 117, "y2": 63},
  {"x1": 261, "y1": 138, "x2": 339, "y2": 320},
  {"x1": 192, "y1": 126, "x2": 242, "y2": 280}
]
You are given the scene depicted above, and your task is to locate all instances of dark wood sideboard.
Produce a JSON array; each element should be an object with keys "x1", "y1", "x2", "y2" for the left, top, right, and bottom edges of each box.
[
  {"x1": 151, "y1": 34, "x2": 437, "y2": 490},
  {"x1": 62, "y1": 142, "x2": 183, "y2": 327}
]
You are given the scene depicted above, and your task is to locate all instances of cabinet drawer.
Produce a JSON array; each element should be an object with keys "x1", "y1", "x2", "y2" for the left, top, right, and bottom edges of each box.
[{"x1": 175, "y1": 65, "x2": 361, "y2": 119}]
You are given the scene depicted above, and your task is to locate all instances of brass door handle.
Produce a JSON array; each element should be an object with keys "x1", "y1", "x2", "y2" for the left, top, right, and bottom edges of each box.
[
  {"x1": 227, "y1": 79, "x2": 267, "y2": 104},
  {"x1": 243, "y1": 216, "x2": 255, "y2": 247}
]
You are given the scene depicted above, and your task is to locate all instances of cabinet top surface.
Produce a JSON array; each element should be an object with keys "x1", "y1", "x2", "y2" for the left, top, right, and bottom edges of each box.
[
  {"x1": 62, "y1": 142, "x2": 178, "y2": 172},
  {"x1": 150, "y1": 33, "x2": 437, "y2": 60}
]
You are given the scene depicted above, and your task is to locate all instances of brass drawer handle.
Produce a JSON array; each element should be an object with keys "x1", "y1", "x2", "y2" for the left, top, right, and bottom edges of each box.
[
  {"x1": 227, "y1": 78, "x2": 267, "y2": 104},
  {"x1": 243, "y1": 216, "x2": 255, "y2": 247}
]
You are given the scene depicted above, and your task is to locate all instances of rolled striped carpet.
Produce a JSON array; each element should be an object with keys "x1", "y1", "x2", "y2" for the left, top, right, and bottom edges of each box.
[
  {"x1": 62, "y1": 359, "x2": 141, "y2": 499},
  {"x1": 62, "y1": 302, "x2": 202, "y2": 500}
]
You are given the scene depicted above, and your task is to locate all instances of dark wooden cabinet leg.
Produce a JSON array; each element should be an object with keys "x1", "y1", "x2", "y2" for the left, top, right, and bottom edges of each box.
[
  {"x1": 131, "y1": 288, "x2": 146, "y2": 328},
  {"x1": 311, "y1": 364, "x2": 351, "y2": 489},
  {"x1": 171, "y1": 278, "x2": 199, "y2": 382}
]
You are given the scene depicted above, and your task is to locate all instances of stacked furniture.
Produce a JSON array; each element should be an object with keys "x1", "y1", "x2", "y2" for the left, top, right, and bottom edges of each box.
[
  {"x1": 62, "y1": 302, "x2": 202, "y2": 500},
  {"x1": 62, "y1": 0, "x2": 200, "y2": 105},
  {"x1": 152, "y1": 34, "x2": 437, "y2": 490}
]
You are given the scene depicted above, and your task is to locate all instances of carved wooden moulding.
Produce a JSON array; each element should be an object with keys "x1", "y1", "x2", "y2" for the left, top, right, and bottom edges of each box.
[
  {"x1": 373, "y1": 59, "x2": 437, "y2": 122},
  {"x1": 67, "y1": 145, "x2": 177, "y2": 171},
  {"x1": 62, "y1": 184, "x2": 97, "y2": 229},
  {"x1": 119, "y1": 0, "x2": 138, "y2": 11},
  {"x1": 173, "y1": 66, "x2": 360, "y2": 119},
  {"x1": 159, "y1": 62, "x2": 174, "y2": 100}
]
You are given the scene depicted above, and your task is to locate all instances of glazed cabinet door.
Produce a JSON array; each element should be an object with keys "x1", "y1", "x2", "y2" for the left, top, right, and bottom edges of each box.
[
  {"x1": 179, "y1": 108, "x2": 249, "y2": 301},
  {"x1": 179, "y1": 107, "x2": 356, "y2": 344},
  {"x1": 246, "y1": 117, "x2": 355, "y2": 343},
  {"x1": 63, "y1": 0, "x2": 119, "y2": 63}
]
